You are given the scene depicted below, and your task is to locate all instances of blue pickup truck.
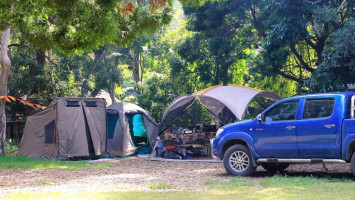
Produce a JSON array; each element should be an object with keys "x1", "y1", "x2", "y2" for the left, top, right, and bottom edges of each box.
[{"x1": 211, "y1": 92, "x2": 355, "y2": 176}]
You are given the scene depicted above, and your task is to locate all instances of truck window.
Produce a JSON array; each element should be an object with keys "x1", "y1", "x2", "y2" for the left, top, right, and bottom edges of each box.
[
  {"x1": 302, "y1": 98, "x2": 335, "y2": 119},
  {"x1": 264, "y1": 100, "x2": 299, "y2": 122}
]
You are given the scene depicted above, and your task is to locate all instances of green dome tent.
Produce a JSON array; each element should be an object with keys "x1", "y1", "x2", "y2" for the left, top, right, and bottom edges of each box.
[{"x1": 107, "y1": 102, "x2": 158, "y2": 157}]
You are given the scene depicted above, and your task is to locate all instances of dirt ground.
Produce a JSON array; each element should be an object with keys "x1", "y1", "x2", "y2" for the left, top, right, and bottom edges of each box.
[{"x1": 0, "y1": 157, "x2": 353, "y2": 197}]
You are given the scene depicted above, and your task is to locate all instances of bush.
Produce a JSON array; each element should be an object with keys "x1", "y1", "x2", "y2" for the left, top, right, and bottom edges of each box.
[{"x1": 5, "y1": 139, "x2": 20, "y2": 154}]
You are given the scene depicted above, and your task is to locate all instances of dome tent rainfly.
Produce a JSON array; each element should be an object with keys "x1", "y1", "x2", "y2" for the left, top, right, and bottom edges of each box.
[
  {"x1": 106, "y1": 102, "x2": 158, "y2": 157},
  {"x1": 18, "y1": 98, "x2": 107, "y2": 159},
  {"x1": 152, "y1": 85, "x2": 281, "y2": 146}
]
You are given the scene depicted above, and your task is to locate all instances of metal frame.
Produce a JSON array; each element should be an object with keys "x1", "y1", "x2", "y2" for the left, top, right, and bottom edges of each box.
[{"x1": 351, "y1": 95, "x2": 355, "y2": 119}]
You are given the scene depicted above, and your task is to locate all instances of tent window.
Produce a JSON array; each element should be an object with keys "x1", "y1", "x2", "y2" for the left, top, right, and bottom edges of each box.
[
  {"x1": 85, "y1": 101, "x2": 97, "y2": 107},
  {"x1": 45, "y1": 120, "x2": 56, "y2": 143},
  {"x1": 66, "y1": 101, "x2": 80, "y2": 107},
  {"x1": 107, "y1": 114, "x2": 119, "y2": 139}
]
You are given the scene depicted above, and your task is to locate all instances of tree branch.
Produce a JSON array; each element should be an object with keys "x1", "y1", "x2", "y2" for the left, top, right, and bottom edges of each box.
[
  {"x1": 290, "y1": 45, "x2": 315, "y2": 72},
  {"x1": 250, "y1": 5, "x2": 266, "y2": 39},
  {"x1": 277, "y1": 71, "x2": 304, "y2": 84},
  {"x1": 305, "y1": 38, "x2": 317, "y2": 51},
  {"x1": 8, "y1": 43, "x2": 19, "y2": 48}
]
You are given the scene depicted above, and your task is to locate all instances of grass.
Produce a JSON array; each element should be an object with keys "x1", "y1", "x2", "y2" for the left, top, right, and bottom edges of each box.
[
  {"x1": 258, "y1": 175, "x2": 353, "y2": 187},
  {"x1": 2, "y1": 139, "x2": 354, "y2": 199},
  {"x1": 36, "y1": 180, "x2": 53, "y2": 185},
  {"x1": 5, "y1": 184, "x2": 355, "y2": 200},
  {"x1": 147, "y1": 183, "x2": 171, "y2": 189},
  {"x1": 5, "y1": 176, "x2": 355, "y2": 200},
  {"x1": 203, "y1": 177, "x2": 253, "y2": 188},
  {"x1": 0, "y1": 156, "x2": 114, "y2": 170},
  {"x1": 113, "y1": 185, "x2": 133, "y2": 190}
]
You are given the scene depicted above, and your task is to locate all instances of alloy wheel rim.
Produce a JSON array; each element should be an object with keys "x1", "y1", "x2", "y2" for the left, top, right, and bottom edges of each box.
[{"x1": 229, "y1": 151, "x2": 249, "y2": 172}]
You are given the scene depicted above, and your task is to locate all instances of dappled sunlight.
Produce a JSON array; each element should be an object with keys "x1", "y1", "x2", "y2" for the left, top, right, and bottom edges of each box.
[
  {"x1": 33, "y1": 164, "x2": 69, "y2": 170},
  {"x1": 209, "y1": 189, "x2": 241, "y2": 195},
  {"x1": 7, "y1": 192, "x2": 112, "y2": 200},
  {"x1": 2, "y1": 158, "x2": 355, "y2": 199},
  {"x1": 95, "y1": 173, "x2": 153, "y2": 181},
  {"x1": 0, "y1": 156, "x2": 113, "y2": 170},
  {"x1": 254, "y1": 187, "x2": 288, "y2": 200},
  {"x1": 5, "y1": 181, "x2": 355, "y2": 200},
  {"x1": 191, "y1": 168, "x2": 219, "y2": 173}
]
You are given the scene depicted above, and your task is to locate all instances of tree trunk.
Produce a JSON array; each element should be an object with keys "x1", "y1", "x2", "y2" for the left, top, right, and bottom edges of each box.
[
  {"x1": 0, "y1": 27, "x2": 11, "y2": 155},
  {"x1": 93, "y1": 46, "x2": 108, "y2": 60},
  {"x1": 109, "y1": 81, "x2": 116, "y2": 104},
  {"x1": 140, "y1": 54, "x2": 144, "y2": 82},
  {"x1": 132, "y1": 49, "x2": 140, "y2": 84},
  {"x1": 36, "y1": 50, "x2": 46, "y2": 65}
]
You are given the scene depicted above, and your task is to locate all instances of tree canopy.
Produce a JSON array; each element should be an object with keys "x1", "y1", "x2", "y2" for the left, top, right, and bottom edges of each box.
[{"x1": 1, "y1": 0, "x2": 355, "y2": 154}]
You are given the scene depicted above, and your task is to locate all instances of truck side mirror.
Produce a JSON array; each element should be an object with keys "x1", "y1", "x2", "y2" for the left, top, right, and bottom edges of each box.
[{"x1": 257, "y1": 114, "x2": 263, "y2": 123}]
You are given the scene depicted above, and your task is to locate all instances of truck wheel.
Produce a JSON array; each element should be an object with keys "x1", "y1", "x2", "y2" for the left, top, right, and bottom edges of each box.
[
  {"x1": 351, "y1": 153, "x2": 355, "y2": 177},
  {"x1": 223, "y1": 144, "x2": 256, "y2": 176},
  {"x1": 261, "y1": 163, "x2": 289, "y2": 175}
]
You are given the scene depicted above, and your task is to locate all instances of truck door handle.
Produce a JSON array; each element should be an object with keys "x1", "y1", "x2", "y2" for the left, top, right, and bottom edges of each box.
[
  {"x1": 286, "y1": 126, "x2": 296, "y2": 130},
  {"x1": 324, "y1": 124, "x2": 335, "y2": 128}
]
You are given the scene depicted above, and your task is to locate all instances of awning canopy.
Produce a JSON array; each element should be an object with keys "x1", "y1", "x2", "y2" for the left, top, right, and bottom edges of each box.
[{"x1": 157, "y1": 85, "x2": 281, "y2": 135}]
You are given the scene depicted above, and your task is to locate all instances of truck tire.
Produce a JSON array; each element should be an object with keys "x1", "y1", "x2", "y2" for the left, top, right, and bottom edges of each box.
[
  {"x1": 261, "y1": 163, "x2": 290, "y2": 175},
  {"x1": 223, "y1": 144, "x2": 256, "y2": 176},
  {"x1": 351, "y1": 153, "x2": 355, "y2": 177}
]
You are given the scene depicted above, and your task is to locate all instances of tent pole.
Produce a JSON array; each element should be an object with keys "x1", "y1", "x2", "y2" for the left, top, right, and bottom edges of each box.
[
  {"x1": 158, "y1": 100, "x2": 197, "y2": 135},
  {"x1": 158, "y1": 99, "x2": 227, "y2": 136}
]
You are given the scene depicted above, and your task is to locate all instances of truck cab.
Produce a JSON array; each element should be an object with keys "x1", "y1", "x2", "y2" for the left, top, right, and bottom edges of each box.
[{"x1": 212, "y1": 92, "x2": 355, "y2": 176}]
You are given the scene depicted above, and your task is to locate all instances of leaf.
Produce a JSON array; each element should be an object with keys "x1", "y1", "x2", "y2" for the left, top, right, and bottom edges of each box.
[{"x1": 115, "y1": 86, "x2": 122, "y2": 95}]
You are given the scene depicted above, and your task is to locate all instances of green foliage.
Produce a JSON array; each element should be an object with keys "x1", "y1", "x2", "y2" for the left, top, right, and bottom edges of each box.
[
  {"x1": 1, "y1": 0, "x2": 183, "y2": 115},
  {"x1": 138, "y1": 72, "x2": 178, "y2": 121},
  {"x1": 3, "y1": 0, "x2": 355, "y2": 130},
  {"x1": 249, "y1": 0, "x2": 355, "y2": 92},
  {"x1": 306, "y1": 18, "x2": 355, "y2": 92},
  {"x1": 4, "y1": 140, "x2": 20, "y2": 154},
  {"x1": 0, "y1": 156, "x2": 114, "y2": 170},
  {"x1": 9, "y1": 45, "x2": 45, "y2": 97},
  {"x1": 173, "y1": 102, "x2": 213, "y2": 129},
  {"x1": 177, "y1": 0, "x2": 250, "y2": 86},
  {"x1": 0, "y1": 0, "x2": 176, "y2": 54}
]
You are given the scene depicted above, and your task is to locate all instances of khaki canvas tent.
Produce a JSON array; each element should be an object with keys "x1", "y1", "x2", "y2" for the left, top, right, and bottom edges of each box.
[
  {"x1": 151, "y1": 85, "x2": 281, "y2": 159},
  {"x1": 18, "y1": 98, "x2": 107, "y2": 159},
  {"x1": 107, "y1": 102, "x2": 158, "y2": 157}
]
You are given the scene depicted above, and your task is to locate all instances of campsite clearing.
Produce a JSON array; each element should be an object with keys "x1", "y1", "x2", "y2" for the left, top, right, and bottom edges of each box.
[{"x1": 0, "y1": 157, "x2": 354, "y2": 199}]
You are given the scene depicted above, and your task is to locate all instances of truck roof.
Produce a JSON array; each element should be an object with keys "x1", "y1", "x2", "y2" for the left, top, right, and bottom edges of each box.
[{"x1": 283, "y1": 92, "x2": 355, "y2": 101}]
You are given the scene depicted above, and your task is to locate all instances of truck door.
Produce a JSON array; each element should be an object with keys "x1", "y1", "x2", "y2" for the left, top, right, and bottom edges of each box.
[
  {"x1": 254, "y1": 100, "x2": 299, "y2": 158},
  {"x1": 297, "y1": 97, "x2": 340, "y2": 158}
]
